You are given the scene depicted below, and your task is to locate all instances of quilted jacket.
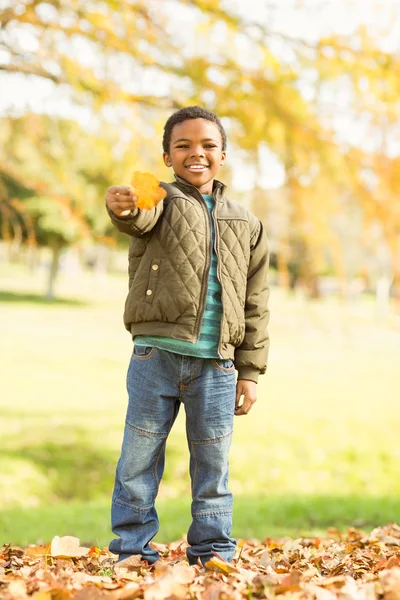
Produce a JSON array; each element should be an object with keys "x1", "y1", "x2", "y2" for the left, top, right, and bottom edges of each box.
[{"x1": 107, "y1": 176, "x2": 270, "y2": 382}]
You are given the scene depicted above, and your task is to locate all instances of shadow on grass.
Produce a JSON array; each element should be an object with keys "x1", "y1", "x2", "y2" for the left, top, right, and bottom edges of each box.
[
  {"x1": 1, "y1": 417, "x2": 185, "y2": 501},
  {"x1": 0, "y1": 290, "x2": 89, "y2": 306},
  {"x1": 3, "y1": 440, "x2": 117, "y2": 501}
]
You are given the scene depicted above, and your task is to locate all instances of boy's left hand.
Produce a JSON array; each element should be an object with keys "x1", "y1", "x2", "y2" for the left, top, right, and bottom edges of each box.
[{"x1": 235, "y1": 380, "x2": 257, "y2": 416}]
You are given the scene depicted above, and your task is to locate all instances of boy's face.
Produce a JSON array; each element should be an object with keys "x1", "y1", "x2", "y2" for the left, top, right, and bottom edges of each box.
[{"x1": 163, "y1": 118, "x2": 226, "y2": 195}]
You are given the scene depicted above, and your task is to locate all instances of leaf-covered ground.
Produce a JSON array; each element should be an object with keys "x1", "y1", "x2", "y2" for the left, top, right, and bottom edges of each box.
[{"x1": 2, "y1": 524, "x2": 400, "y2": 600}]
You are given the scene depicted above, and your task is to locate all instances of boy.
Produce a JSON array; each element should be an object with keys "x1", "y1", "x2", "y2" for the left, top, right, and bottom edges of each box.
[{"x1": 105, "y1": 105, "x2": 270, "y2": 566}]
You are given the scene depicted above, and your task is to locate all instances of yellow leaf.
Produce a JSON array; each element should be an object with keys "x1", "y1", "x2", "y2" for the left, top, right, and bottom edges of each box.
[
  {"x1": 26, "y1": 543, "x2": 51, "y2": 558},
  {"x1": 131, "y1": 172, "x2": 167, "y2": 210},
  {"x1": 204, "y1": 556, "x2": 239, "y2": 574},
  {"x1": 32, "y1": 593, "x2": 53, "y2": 600},
  {"x1": 88, "y1": 545, "x2": 102, "y2": 557}
]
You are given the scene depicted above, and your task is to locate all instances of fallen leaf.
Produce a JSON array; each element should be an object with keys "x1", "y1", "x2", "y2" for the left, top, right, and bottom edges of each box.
[
  {"x1": 144, "y1": 576, "x2": 182, "y2": 600},
  {"x1": 303, "y1": 583, "x2": 338, "y2": 600},
  {"x1": 202, "y1": 582, "x2": 228, "y2": 600},
  {"x1": 50, "y1": 536, "x2": 90, "y2": 558},
  {"x1": 73, "y1": 572, "x2": 113, "y2": 584},
  {"x1": 275, "y1": 570, "x2": 302, "y2": 594},
  {"x1": 113, "y1": 555, "x2": 142, "y2": 572},
  {"x1": 74, "y1": 586, "x2": 113, "y2": 600},
  {"x1": 320, "y1": 576, "x2": 348, "y2": 589},
  {"x1": 112, "y1": 581, "x2": 141, "y2": 600},
  {"x1": 6, "y1": 579, "x2": 28, "y2": 599},
  {"x1": 378, "y1": 556, "x2": 400, "y2": 570},
  {"x1": 205, "y1": 556, "x2": 239, "y2": 574},
  {"x1": 3, "y1": 525, "x2": 400, "y2": 600},
  {"x1": 259, "y1": 550, "x2": 275, "y2": 569},
  {"x1": 379, "y1": 568, "x2": 400, "y2": 600},
  {"x1": 25, "y1": 544, "x2": 51, "y2": 559},
  {"x1": 88, "y1": 546, "x2": 102, "y2": 558},
  {"x1": 380, "y1": 536, "x2": 400, "y2": 546},
  {"x1": 31, "y1": 592, "x2": 53, "y2": 600},
  {"x1": 142, "y1": 564, "x2": 196, "y2": 600}
]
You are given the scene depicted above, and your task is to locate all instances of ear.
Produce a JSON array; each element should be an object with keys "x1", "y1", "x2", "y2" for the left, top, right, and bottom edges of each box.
[
  {"x1": 220, "y1": 151, "x2": 226, "y2": 166},
  {"x1": 163, "y1": 152, "x2": 172, "y2": 167}
]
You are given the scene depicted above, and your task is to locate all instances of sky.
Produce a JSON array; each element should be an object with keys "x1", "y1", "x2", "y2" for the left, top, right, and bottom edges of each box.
[{"x1": 1, "y1": 0, "x2": 399, "y2": 191}]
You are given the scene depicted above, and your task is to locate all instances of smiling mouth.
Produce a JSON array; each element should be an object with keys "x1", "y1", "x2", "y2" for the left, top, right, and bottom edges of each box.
[{"x1": 185, "y1": 164, "x2": 208, "y2": 172}]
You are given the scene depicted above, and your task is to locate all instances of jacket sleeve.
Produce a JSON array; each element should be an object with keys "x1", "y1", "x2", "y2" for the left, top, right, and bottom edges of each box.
[
  {"x1": 234, "y1": 220, "x2": 270, "y2": 383},
  {"x1": 106, "y1": 202, "x2": 164, "y2": 237}
]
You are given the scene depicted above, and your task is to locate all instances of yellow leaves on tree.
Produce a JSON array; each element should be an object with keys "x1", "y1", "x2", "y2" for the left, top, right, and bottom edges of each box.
[{"x1": 131, "y1": 171, "x2": 167, "y2": 210}]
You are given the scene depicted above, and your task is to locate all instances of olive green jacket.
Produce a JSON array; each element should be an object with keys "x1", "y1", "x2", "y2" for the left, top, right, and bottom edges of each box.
[{"x1": 107, "y1": 176, "x2": 270, "y2": 382}]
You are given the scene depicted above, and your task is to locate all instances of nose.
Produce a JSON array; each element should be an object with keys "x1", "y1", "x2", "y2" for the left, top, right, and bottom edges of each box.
[{"x1": 191, "y1": 145, "x2": 205, "y2": 158}]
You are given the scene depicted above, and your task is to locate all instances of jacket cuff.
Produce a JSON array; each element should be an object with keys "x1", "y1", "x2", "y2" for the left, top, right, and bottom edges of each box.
[
  {"x1": 237, "y1": 367, "x2": 260, "y2": 383},
  {"x1": 106, "y1": 205, "x2": 139, "y2": 221}
]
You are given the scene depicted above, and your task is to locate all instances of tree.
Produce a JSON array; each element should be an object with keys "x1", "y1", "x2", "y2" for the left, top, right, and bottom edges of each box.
[
  {"x1": 1, "y1": 1, "x2": 399, "y2": 297},
  {"x1": 0, "y1": 113, "x2": 148, "y2": 297}
]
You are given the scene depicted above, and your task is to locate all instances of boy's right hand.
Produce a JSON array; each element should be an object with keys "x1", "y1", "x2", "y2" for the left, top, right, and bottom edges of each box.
[{"x1": 105, "y1": 186, "x2": 137, "y2": 217}]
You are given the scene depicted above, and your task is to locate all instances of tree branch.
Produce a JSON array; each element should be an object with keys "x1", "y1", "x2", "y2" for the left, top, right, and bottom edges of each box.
[{"x1": 0, "y1": 62, "x2": 62, "y2": 83}]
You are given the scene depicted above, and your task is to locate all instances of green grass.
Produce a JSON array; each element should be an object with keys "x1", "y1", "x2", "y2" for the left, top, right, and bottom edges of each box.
[
  {"x1": 1, "y1": 261, "x2": 400, "y2": 546},
  {"x1": 2, "y1": 495, "x2": 400, "y2": 548}
]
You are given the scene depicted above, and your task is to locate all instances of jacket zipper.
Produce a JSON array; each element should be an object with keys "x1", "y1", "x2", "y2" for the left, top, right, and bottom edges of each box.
[
  {"x1": 212, "y1": 201, "x2": 224, "y2": 359},
  {"x1": 193, "y1": 193, "x2": 212, "y2": 342}
]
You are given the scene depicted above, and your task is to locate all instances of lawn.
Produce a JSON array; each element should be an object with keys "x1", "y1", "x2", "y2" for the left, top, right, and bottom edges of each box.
[{"x1": 1, "y1": 260, "x2": 400, "y2": 547}]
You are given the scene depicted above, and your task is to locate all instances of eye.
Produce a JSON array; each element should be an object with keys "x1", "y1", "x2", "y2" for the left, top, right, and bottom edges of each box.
[
  {"x1": 176, "y1": 144, "x2": 189, "y2": 148},
  {"x1": 205, "y1": 144, "x2": 217, "y2": 149}
]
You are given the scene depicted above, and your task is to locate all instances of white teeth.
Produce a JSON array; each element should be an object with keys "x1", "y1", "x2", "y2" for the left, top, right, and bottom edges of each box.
[{"x1": 187, "y1": 165, "x2": 207, "y2": 170}]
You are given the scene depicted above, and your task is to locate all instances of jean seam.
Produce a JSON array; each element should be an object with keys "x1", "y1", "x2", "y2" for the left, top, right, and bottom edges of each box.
[
  {"x1": 153, "y1": 439, "x2": 166, "y2": 489},
  {"x1": 153, "y1": 409, "x2": 177, "y2": 488},
  {"x1": 192, "y1": 509, "x2": 232, "y2": 517},
  {"x1": 179, "y1": 357, "x2": 195, "y2": 390},
  {"x1": 190, "y1": 430, "x2": 233, "y2": 445},
  {"x1": 190, "y1": 439, "x2": 198, "y2": 496},
  {"x1": 114, "y1": 498, "x2": 153, "y2": 512},
  {"x1": 125, "y1": 422, "x2": 168, "y2": 439}
]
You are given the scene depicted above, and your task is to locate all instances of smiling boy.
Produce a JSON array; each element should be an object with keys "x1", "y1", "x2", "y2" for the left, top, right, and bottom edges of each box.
[
  {"x1": 105, "y1": 106, "x2": 270, "y2": 566},
  {"x1": 163, "y1": 117, "x2": 225, "y2": 194}
]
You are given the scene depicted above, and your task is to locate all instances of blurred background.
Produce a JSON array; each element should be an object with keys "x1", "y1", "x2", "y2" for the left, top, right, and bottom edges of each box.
[{"x1": 1, "y1": 0, "x2": 400, "y2": 547}]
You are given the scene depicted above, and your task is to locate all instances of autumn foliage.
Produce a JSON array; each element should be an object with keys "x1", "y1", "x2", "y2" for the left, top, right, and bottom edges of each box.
[
  {"x1": 2, "y1": 524, "x2": 400, "y2": 600},
  {"x1": 1, "y1": 1, "x2": 400, "y2": 294}
]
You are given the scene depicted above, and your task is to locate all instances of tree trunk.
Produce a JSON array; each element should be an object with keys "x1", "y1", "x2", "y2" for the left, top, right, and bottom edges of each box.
[
  {"x1": 376, "y1": 274, "x2": 392, "y2": 320},
  {"x1": 46, "y1": 243, "x2": 62, "y2": 299}
]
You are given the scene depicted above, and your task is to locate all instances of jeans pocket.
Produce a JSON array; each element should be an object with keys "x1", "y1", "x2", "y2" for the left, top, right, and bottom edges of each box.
[
  {"x1": 133, "y1": 345, "x2": 156, "y2": 360},
  {"x1": 214, "y1": 359, "x2": 235, "y2": 373}
]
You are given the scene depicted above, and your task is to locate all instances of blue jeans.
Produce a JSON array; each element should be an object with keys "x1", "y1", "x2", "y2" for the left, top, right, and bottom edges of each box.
[{"x1": 109, "y1": 345, "x2": 237, "y2": 565}]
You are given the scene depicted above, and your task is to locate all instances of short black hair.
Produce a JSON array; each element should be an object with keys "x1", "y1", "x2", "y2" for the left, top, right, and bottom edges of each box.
[{"x1": 163, "y1": 105, "x2": 227, "y2": 153}]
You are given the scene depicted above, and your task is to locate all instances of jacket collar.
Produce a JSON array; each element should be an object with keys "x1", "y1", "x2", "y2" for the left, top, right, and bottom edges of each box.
[{"x1": 173, "y1": 174, "x2": 227, "y2": 202}]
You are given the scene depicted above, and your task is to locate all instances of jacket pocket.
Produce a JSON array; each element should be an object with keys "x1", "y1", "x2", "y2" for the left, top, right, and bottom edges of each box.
[{"x1": 145, "y1": 259, "x2": 161, "y2": 304}]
